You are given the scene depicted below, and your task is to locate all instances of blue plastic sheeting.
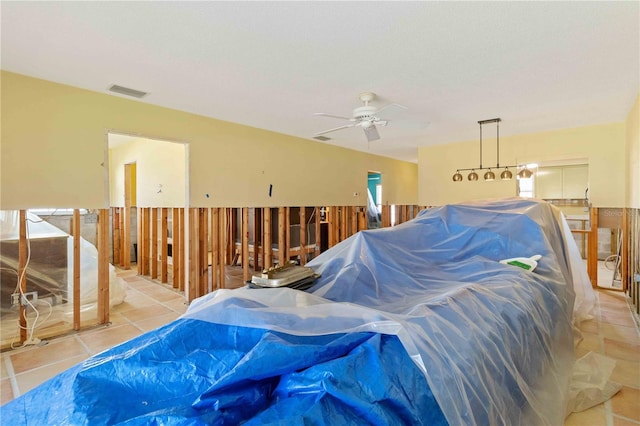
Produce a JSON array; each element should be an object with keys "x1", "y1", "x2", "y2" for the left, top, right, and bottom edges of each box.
[
  {"x1": 305, "y1": 198, "x2": 577, "y2": 425},
  {"x1": 2, "y1": 319, "x2": 446, "y2": 425},
  {"x1": 2, "y1": 198, "x2": 578, "y2": 425}
]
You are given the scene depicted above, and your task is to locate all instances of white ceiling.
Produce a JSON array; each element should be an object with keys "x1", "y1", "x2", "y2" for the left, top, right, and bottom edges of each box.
[{"x1": 2, "y1": 1, "x2": 638, "y2": 162}]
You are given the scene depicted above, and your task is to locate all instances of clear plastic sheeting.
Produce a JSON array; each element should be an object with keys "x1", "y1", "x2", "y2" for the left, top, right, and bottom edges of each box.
[
  {"x1": 567, "y1": 352, "x2": 622, "y2": 414},
  {"x1": 1, "y1": 199, "x2": 586, "y2": 425},
  {"x1": 0, "y1": 211, "x2": 126, "y2": 344},
  {"x1": 188, "y1": 198, "x2": 580, "y2": 425}
]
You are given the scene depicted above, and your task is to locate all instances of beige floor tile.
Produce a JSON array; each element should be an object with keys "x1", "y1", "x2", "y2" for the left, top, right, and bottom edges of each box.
[
  {"x1": 598, "y1": 290, "x2": 627, "y2": 303},
  {"x1": 112, "y1": 295, "x2": 157, "y2": 313},
  {"x1": 601, "y1": 309, "x2": 638, "y2": 328},
  {"x1": 104, "y1": 312, "x2": 130, "y2": 327},
  {"x1": 163, "y1": 298, "x2": 189, "y2": 314},
  {"x1": 604, "y1": 338, "x2": 640, "y2": 362},
  {"x1": 1, "y1": 378, "x2": 13, "y2": 405},
  {"x1": 119, "y1": 304, "x2": 174, "y2": 323},
  {"x1": 135, "y1": 312, "x2": 181, "y2": 332},
  {"x1": 137, "y1": 285, "x2": 183, "y2": 303},
  {"x1": 610, "y1": 359, "x2": 640, "y2": 389},
  {"x1": 1, "y1": 355, "x2": 8, "y2": 379},
  {"x1": 601, "y1": 323, "x2": 640, "y2": 345},
  {"x1": 116, "y1": 269, "x2": 138, "y2": 278},
  {"x1": 127, "y1": 280, "x2": 157, "y2": 291},
  {"x1": 565, "y1": 405, "x2": 606, "y2": 426},
  {"x1": 576, "y1": 332, "x2": 601, "y2": 352},
  {"x1": 611, "y1": 386, "x2": 640, "y2": 421},
  {"x1": 122, "y1": 275, "x2": 144, "y2": 283},
  {"x1": 15, "y1": 354, "x2": 88, "y2": 397},
  {"x1": 10, "y1": 337, "x2": 89, "y2": 374},
  {"x1": 78, "y1": 324, "x2": 142, "y2": 355},
  {"x1": 613, "y1": 415, "x2": 640, "y2": 426},
  {"x1": 579, "y1": 319, "x2": 599, "y2": 334}
]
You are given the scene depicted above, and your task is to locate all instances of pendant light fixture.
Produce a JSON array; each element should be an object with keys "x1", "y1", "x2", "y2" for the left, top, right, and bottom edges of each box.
[{"x1": 451, "y1": 118, "x2": 532, "y2": 182}]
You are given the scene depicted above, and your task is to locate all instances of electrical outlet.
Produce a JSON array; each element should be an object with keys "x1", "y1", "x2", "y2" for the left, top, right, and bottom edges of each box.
[{"x1": 11, "y1": 292, "x2": 38, "y2": 306}]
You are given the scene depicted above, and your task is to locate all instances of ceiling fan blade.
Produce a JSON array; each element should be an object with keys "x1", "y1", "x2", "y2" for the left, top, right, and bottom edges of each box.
[
  {"x1": 375, "y1": 103, "x2": 408, "y2": 119},
  {"x1": 314, "y1": 112, "x2": 355, "y2": 121},
  {"x1": 373, "y1": 120, "x2": 388, "y2": 127},
  {"x1": 363, "y1": 125, "x2": 380, "y2": 142},
  {"x1": 315, "y1": 123, "x2": 357, "y2": 136}
]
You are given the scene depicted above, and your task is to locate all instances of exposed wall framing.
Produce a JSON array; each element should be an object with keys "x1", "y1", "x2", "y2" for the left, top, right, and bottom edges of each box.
[
  {"x1": 627, "y1": 209, "x2": 640, "y2": 314},
  {"x1": 1, "y1": 204, "x2": 419, "y2": 347},
  {"x1": 132, "y1": 205, "x2": 422, "y2": 302}
]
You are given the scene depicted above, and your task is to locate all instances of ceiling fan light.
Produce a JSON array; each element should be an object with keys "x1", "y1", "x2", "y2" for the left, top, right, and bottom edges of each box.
[
  {"x1": 452, "y1": 171, "x2": 463, "y2": 182},
  {"x1": 468, "y1": 170, "x2": 479, "y2": 181},
  {"x1": 484, "y1": 170, "x2": 495, "y2": 181},
  {"x1": 518, "y1": 167, "x2": 533, "y2": 179},
  {"x1": 500, "y1": 168, "x2": 513, "y2": 180}
]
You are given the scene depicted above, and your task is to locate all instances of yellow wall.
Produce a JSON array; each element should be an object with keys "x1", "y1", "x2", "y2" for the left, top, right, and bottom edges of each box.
[
  {"x1": 419, "y1": 123, "x2": 626, "y2": 207},
  {"x1": 626, "y1": 95, "x2": 640, "y2": 208},
  {"x1": 0, "y1": 71, "x2": 417, "y2": 209},
  {"x1": 109, "y1": 137, "x2": 187, "y2": 208}
]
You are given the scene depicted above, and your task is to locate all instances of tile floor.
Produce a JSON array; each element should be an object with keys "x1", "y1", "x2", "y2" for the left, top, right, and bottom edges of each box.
[{"x1": 1, "y1": 269, "x2": 639, "y2": 425}]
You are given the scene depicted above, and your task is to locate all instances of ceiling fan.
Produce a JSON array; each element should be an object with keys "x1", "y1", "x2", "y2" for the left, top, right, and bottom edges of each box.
[{"x1": 314, "y1": 92, "x2": 408, "y2": 142}]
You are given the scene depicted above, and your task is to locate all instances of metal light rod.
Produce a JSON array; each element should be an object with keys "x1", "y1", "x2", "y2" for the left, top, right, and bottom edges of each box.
[
  {"x1": 455, "y1": 164, "x2": 520, "y2": 172},
  {"x1": 478, "y1": 118, "x2": 502, "y2": 125}
]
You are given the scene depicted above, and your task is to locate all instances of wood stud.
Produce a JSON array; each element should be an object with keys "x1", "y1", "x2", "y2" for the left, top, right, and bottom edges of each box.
[
  {"x1": 97, "y1": 209, "x2": 109, "y2": 324},
  {"x1": 73, "y1": 209, "x2": 81, "y2": 331}
]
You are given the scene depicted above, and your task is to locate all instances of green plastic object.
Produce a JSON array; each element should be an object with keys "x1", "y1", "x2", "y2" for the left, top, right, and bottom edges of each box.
[{"x1": 499, "y1": 255, "x2": 542, "y2": 272}]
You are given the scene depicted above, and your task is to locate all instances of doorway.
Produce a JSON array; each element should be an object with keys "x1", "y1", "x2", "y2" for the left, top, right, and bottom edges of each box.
[
  {"x1": 107, "y1": 132, "x2": 188, "y2": 285},
  {"x1": 367, "y1": 172, "x2": 382, "y2": 229}
]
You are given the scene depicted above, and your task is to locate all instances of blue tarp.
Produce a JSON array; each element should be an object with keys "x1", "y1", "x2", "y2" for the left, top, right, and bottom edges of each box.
[{"x1": 2, "y1": 198, "x2": 578, "y2": 425}]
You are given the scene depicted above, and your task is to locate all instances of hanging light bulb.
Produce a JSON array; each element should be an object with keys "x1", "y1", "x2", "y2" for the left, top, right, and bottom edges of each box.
[
  {"x1": 500, "y1": 167, "x2": 513, "y2": 180},
  {"x1": 452, "y1": 171, "x2": 463, "y2": 182},
  {"x1": 483, "y1": 169, "x2": 495, "y2": 181},
  {"x1": 468, "y1": 170, "x2": 479, "y2": 181},
  {"x1": 518, "y1": 167, "x2": 533, "y2": 179}
]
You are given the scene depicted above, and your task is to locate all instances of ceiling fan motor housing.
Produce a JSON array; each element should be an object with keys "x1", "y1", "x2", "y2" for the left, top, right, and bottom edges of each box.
[{"x1": 353, "y1": 105, "x2": 378, "y2": 120}]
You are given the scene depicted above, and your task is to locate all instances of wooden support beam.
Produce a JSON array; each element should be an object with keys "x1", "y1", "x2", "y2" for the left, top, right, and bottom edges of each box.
[
  {"x1": 97, "y1": 209, "x2": 110, "y2": 324},
  {"x1": 72, "y1": 209, "x2": 81, "y2": 331},
  {"x1": 136, "y1": 208, "x2": 143, "y2": 274},
  {"x1": 112, "y1": 207, "x2": 121, "y2": 266},
  {"x1": 264, "y1": 208, "x2": 272, "y2": 268},
  {"x1": 227, "y1": 209, "x2": 237, "y2": 265},
  {"x1": 358, "y1": 208, "x2": 366, "y2": 232},
  {"x1": 285, "y1": 207, "x2": 291, "y2": 262},
  {"x1": 122, "y1": 206, "x2": 131, "y2": 269},
  {"x1": 188, "y1": 208, "x2": 199, "y2": 301},
  {"x1": 172, "y1": 208, "x2": 180, "y2": 289},
  {"x1": 220, "y1": 208, "x2": 227, "y2": 289},
  {"x1": 18, "y1": 210, "x2": 27, "y2": 343},
  {"x1": 350, "y1": 206, "x2": 358, "y2": 237},
  {"x1": 588, "y1": 207, "x2": 598, "y2": 287},
  {"x1": 254, "y1": 208, "x2": 262, "y2": 271},
  {"x1": 161, "y1": 208, "x2": 169, "y2": 284},
  {"x1": 141, "y1": 208, "x2": 150, "y2": 276},
  {"x1": 340, "y1": 206, "x2": 348, "y2": 242},
  {"x1": 278, "y1": 207, "x2": 286, "y2": 265},
  {"x1": 622, "y1": 208, "x2": 629, "y2": 291},
  {"x1": 242, "y1": 207, "x2": 250, "y2": 283},
  {"x1": 211, "y1": 208, "x2": 219, "y2": 290},
  {"x1": 314, "y1": 207, "x2": 321, "y2": 258},
  {"x1": 328, "y1": 206, "x2": 337, "y2": 248},
  {"x1": 198, "y1": 208, "x2": 207, "y2": 295},
  {"x1": 300, "y1": 207, "x2": 307, "y2": 265},
  {"x1": 381, "y1": 205, "x2": 391, "y2": 228},
  {"x1": 150, "y1": 208, "x2": 158, "y2": 279},
  {"x1": 177, "y1": 208, "x2": 185, "y2": 291}
]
